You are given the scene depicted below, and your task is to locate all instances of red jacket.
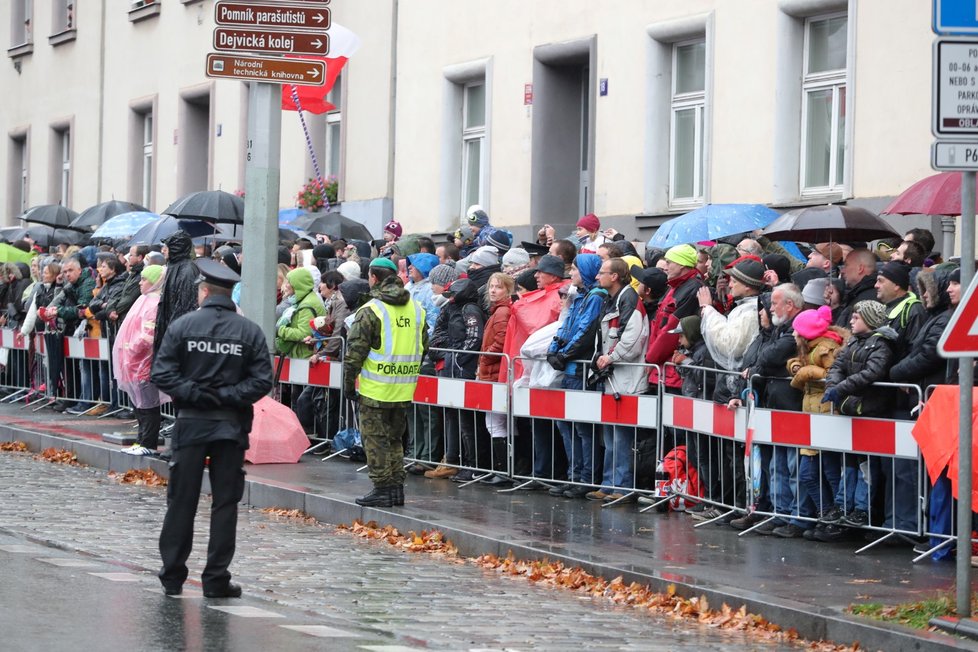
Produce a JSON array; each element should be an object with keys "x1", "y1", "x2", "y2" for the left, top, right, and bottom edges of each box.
[
  {"x1": 478, "y1": 297, "x2": 512, "y2": 382},
  {"x1": 499, "y1": 280, "x2": 568, "y2": 383},
  {"x1": 646, "y1": 268, "x2": 704, "y2": 388}
]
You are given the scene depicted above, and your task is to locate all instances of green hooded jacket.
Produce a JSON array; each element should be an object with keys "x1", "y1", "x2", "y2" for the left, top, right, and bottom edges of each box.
[{"x1": 275, "y1": 267, "x2": 327, "y2": 359}]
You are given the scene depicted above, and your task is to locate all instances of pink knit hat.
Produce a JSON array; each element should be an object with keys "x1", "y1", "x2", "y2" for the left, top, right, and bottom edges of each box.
[{"x1": 793, "y1": 305, "x2": 833, "y2": 340}]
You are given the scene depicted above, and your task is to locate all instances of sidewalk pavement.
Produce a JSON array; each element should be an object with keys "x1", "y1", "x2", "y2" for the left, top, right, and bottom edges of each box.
[{"x1": 0, "y1": 401, "x2": 973, "y2": 652}]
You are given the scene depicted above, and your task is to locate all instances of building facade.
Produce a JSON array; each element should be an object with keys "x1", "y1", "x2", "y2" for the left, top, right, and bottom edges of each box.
[{"x1": 0, "y1": 0, "x2": 937, "y2": 245}]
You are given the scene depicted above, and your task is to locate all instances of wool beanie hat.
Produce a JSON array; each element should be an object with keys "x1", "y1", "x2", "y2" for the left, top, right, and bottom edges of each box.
[
  {"x1": 502, "y1": 247, "x2": 530, "y2": 269},
  {"x1": 140, "y1": 264, "x2": 164, "y2": 285},
  {"x1": 854, "y1": 300, "x2": 888, "y2": 330},
  {"x1": 793, "y1": 305, "x2": 834, "y2": 340},
  {"x1": 312, "y1": 243, "x2": 336, "y2": 260},
  {"x1": 515, "y1": 269, "x2": 538, "y2": 292},
  {"x1": 879, "y1": 261, "x2": 911, "y2": 290},
  {"x1": 406, "y1": 253, "x2": 439, "y2": 279},
  {"x1": 664, "y1": 244, "x2": 698, "y2": 269},
  {"x1": 383, "y1": 220, "x2": 402, "y2": 239},
  {"x1": 801, "y1": 277, "x2": 829, "y2": 306},
  {"x1": 337, "y1": 260, "x2": 361, "y2": 282},
  {"x1": 486, "y1": 229, "x2": 513, "y2": 253},
  {"x1": 429, "y1": 263, "x2": 460, "y2": 288},
  {"x1": 668, "y1": 314, "x2": 702, "y2": 345},
  {"x1": 466, "y1": 205, "x2": 490, "y2": 227},
  {"x1": 951, "y1": 267, "x2": 961, "y2": 283},
  {"x1": 469, "y1": 246, "x2": 500, "y2": 267},
  {"x1": 576, "y1": 213, "x2": 601, "y2": 233}
]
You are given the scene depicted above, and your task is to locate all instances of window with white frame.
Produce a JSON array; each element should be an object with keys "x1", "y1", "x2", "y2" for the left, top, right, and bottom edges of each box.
[
  {"x1": 52, "y1": 0, "x2": 73, "y2": 32},
  {"x1": 11, "y1": 136, "x2": 29, "y2": 215},
  {"x1": 53, "y1": 127, "x2": 70, "y2": 206},
  {"x1": 460, "y1": 82, "x2": 486, "y2": 214},
  {"x1": 11, "y1": 0, "x2": 33, "y2": 46},
  {"x1": 324, "y1": 73, "x2": 342, "y2": 179},
  {"x1": 670, "y1": 39, "x2": 706, "y2": 207},
  {"x1": 141, "y1": 112, "x2": 154, "y2": 207},
  {"x1": 801, "y1": 13, "x2": 847, "y2": 195}
]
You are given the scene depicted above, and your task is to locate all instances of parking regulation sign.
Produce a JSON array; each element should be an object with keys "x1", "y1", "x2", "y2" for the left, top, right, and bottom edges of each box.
[{"x1": 933, "y1": 38, "x2": 978, "y2": 138}]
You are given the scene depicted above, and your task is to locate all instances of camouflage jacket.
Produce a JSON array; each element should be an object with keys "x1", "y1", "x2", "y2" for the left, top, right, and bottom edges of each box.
[{"x1": 343, "y1": 276, "x2": 428, "y2": 408}]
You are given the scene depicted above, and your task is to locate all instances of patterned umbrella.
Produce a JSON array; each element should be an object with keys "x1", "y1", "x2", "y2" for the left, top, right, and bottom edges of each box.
[
  {"x1": 647, "y1": 204, "x2": 780, "y2": 249},
  {"x1": 163, "y1": 190, "x2": 244, "y2": 224},
  {"x1": 91, "y1": 211, "x2": 161, "y2": 240},
  {"x1": 71, "y1": 200, "x2": 148, "y2": 229}
]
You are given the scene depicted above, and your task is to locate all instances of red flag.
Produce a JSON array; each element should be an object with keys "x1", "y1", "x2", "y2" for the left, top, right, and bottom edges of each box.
[{"x1": 281, "y1": 56, "x2": 347, "y2": 114}]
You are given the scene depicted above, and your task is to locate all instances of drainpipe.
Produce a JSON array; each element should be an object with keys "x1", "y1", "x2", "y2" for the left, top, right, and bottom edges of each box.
[
  {"x1": 96, "y1": 0, "x2": 107, "y2": 200},
  {"x1": 387, "y1": 0, "x2": 398, "y2": 211}
]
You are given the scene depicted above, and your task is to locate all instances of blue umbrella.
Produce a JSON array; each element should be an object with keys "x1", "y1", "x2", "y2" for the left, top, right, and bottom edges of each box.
[
  {"x1": 279, "y1": 208, "x2": 307, "y2": 226},
  {"x1": 647, "y1": 204, "x2": 780, "y2": 249},
  {"x1": 91, "y1": 211, "x2": 160, "y2": 240}
]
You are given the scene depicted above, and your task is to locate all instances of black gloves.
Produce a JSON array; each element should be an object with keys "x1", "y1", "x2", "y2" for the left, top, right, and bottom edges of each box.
[{"x1": 546, "y1": 353, "x2": 567, "y2": 371}]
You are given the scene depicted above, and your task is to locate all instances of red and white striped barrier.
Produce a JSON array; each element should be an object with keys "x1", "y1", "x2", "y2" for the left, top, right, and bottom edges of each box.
[
  {"x1": 276, "y1": 357, "x2": 342, "y2": 388},
  {"x1": 750, "y1": 409, "x2": 918, "y2": 459},
  {"x1": 63, "y1": 337, "x2": 108, "y2": 361},
  {"x1": 661, "y1": 394, "x2": 748, "y2": 440},
  {"x1": 0, "y1": 329, "x2": 28, "y2": 350},
  {"x1": 413, "y1": 375, "x2": 509, "y2": 412},
  {"x1": 512, "y1": 386, "x2": 658, "y2": 427}
]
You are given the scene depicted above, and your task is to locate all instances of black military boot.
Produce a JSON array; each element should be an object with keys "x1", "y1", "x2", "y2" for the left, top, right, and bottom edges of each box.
[
  {"x1": 355, "y1": 486, "x2": 394, "y2": 508},
  {"x1": 393, "y1": 484, "x2": 404, "y2": 506}
]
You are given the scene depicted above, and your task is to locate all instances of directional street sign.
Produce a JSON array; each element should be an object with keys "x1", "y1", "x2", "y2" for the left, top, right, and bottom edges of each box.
[
  {"x1": 213, "y1": 27, "x2": 329, "y2": 56},
  {"x1": 934, "y1": 0, "x2": 978, "y2": 35},
  {"x1": 933, "y1": 38, "x2": 978, "y2": 138},
  {"x1": 215, "y1": 1, "x2": 330, "y2": 31},
  {"x1": 205, "y1": 53, "x2": 325, "y2": 86}
]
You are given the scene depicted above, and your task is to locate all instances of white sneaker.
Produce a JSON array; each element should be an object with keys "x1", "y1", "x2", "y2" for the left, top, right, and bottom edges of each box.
[{"x1": 121, "y1": 444, "x2": 154, "y2": 456}]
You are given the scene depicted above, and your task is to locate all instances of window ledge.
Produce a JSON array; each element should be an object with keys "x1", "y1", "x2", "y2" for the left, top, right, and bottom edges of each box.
[
  {"x1": 129, "y1": 2, "x2": 161, "y2": 23},
  {"x1": 49, "y1": 29, "x2": 77, "y2": 47},
  {"x1": 181, "y1": 0, "x2": 204, "y2": 4},
  {"x1": 7, "y1": 42, "x2": 33, "y2": 59},
  {"x1": 770, "y1": 196, "x2": 847, "y2": 210}
]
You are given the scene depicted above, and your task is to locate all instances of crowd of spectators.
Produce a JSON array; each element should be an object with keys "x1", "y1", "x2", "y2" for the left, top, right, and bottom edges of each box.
[{"x1": 0, "y1": 208, "x2": 965, "y2": 552}]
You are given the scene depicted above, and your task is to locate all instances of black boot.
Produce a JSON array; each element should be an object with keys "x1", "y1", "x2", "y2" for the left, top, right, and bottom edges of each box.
[
  {"x1": 355, "y1": 486, "x2": 394, "y2": 508},
  {"x1": 483, "y1": 439, "x2": 512, "y2": 486},
  {"x1": 393, "y1": 484, "x2": 404, "y2": 506}
]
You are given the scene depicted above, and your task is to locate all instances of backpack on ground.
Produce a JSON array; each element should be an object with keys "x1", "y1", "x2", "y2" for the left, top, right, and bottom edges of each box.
[{"x1": 653, "y1": 445, "x2": 704, "y2": 512}]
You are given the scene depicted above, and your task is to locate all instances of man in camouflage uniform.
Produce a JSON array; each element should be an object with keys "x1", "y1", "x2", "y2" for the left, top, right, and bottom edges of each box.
[{"x1": 344, "y1": 258, "x2": 428, "y2": 507}]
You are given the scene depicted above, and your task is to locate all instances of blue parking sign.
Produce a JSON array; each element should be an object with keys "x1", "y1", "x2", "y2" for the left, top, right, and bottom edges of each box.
[{"x1": 935, "y1": 0, "x2": 978, "y2": 35}]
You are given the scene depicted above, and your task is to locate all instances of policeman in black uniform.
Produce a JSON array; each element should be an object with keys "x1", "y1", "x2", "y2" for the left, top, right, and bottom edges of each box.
[{"x1": 151, "y1": 258, "x2": 273, "y2": 598}]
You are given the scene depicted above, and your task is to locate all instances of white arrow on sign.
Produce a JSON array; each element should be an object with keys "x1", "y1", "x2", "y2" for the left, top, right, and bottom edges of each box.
[
  {"x1": 313, "y1": 13, "x2": 326, "y2": 24},
  {"x1": 307, "y1": 69, "x2": 320, "y2": 78},
  {"x1": 311, "y1": 39, "x2": 324, "y2": 49}
]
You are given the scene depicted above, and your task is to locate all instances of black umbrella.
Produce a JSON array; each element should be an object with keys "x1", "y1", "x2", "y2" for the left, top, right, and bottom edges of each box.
[
  {"x1": 163, "y1": 190, "x2": 244, "y2": 224},
  {"x1": 20, "y1": 204, "x2": 80, "y2": 230},
  {"x1": 761, "y1": 205, "x2": 900, "y2": 243},
  {"x1": 11, "y1": 225, "x2": 86, "y2": 247},
  {"x1": 128, "y1": 215, "x2": 217, "y2": 247},
  {"x1": 210, "y1": 223, "x2": 303, "y2": 244},
  {"x1": 70, "y1": 200, "x2": 148, "y2": 229},
  {"x1": 290, "y1": 211, "x2": 372, "y2": 241},
  {"x1": 0, "y1": 226, "x2": 22, "y2": 243}
]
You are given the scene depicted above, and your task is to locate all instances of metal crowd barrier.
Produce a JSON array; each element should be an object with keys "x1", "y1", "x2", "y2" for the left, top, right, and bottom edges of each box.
[
  {"x1": 649, "y1": 364, "x2": 748, "y2": 521},
  {"x1": 272, "y1": 335, "x2": 346, "y2": 458},
  {"x1": 506, "y1": 356, "x2": 660, "y2": 506},
  {"x1": 0, "y1": 329, "x2": 32, "y2": 403},
  {"x1": 404, "y1": 348, "x2": 511, "y2": 486},
  {"x1": 744, "y1": 376, "x2": 924, "y2": 553}
]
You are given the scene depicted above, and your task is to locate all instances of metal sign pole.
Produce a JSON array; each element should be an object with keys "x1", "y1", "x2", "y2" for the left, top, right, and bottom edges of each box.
[
  {"x1": 240, "y1": 82, "x2": 282, "y2": 350},
  {"x1": 958, "y1": 170, "x2": 975, "y2": 617}
]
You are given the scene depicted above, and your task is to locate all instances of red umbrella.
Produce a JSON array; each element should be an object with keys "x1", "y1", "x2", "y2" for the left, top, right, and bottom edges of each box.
[
  {"x1": 245, "y1": 396, "x2": 309, "y2": 464},
  {"x1": 912, "y1": 385, "x2": 978, "y2": 512},
  {"x1": 881, "y1": 172, "x2": 978, "y2": 216}
]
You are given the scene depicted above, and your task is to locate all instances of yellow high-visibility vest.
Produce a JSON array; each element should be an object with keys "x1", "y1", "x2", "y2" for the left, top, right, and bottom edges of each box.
[{"x1": 358, "y1": 298, "x2": 425, "y2": 402}]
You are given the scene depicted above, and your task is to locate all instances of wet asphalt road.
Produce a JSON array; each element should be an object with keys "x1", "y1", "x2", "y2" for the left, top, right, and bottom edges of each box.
[{"x1": 0, "y1": 451, "x2": 797, "y2": 651}]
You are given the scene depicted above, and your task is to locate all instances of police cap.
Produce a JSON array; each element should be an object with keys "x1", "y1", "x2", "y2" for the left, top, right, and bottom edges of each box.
[{"x1": 196, "y1": 257, "x2": 240, "y2": 289}]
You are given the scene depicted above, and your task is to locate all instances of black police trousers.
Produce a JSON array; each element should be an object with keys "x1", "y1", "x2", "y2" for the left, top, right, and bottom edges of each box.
[{"x1": 158, "y1": 439, "x2": 246, "y2": 593}]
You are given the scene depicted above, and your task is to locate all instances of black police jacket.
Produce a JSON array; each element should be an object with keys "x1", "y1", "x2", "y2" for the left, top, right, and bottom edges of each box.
[{"x1": 151, "y1": 295, "x2": 273, "y2": 450}]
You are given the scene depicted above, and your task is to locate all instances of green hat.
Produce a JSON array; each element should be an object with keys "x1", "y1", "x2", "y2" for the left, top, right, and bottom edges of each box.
[
  {"x1": 369, "y1": 257, "x2": 398, "y2": 273},
  {"x1": 664, "y1": 244, "x2": 698, "y2": 269},
  {"x1": 140, "y1": 265, "x2": 163, "y2": 285}
]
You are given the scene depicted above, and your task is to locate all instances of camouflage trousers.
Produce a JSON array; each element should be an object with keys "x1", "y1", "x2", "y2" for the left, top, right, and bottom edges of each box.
[{"x1": 359, "y1": 404, "x2": 408, "y2": 487}]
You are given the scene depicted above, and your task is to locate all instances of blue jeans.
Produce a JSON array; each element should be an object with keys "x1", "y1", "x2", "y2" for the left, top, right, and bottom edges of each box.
[
  {"x1": 799, "y1": 454, "x2": 835, "y2": 516},
  {"x1": 555, "y1": 375, "x2": 595, "y2": 484},
  {"x1": 883, "y1": 457, "x2": 920, "y2": 532},
  {"x1": 78, "y1": 360, "x2": 93, "y2": 403},
  {"x1": 828, "y1": 453, "x2": 859, "y2": 512},
  {"x1": 600, "y1": 425, "x2": 635, "y2": 492}
]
